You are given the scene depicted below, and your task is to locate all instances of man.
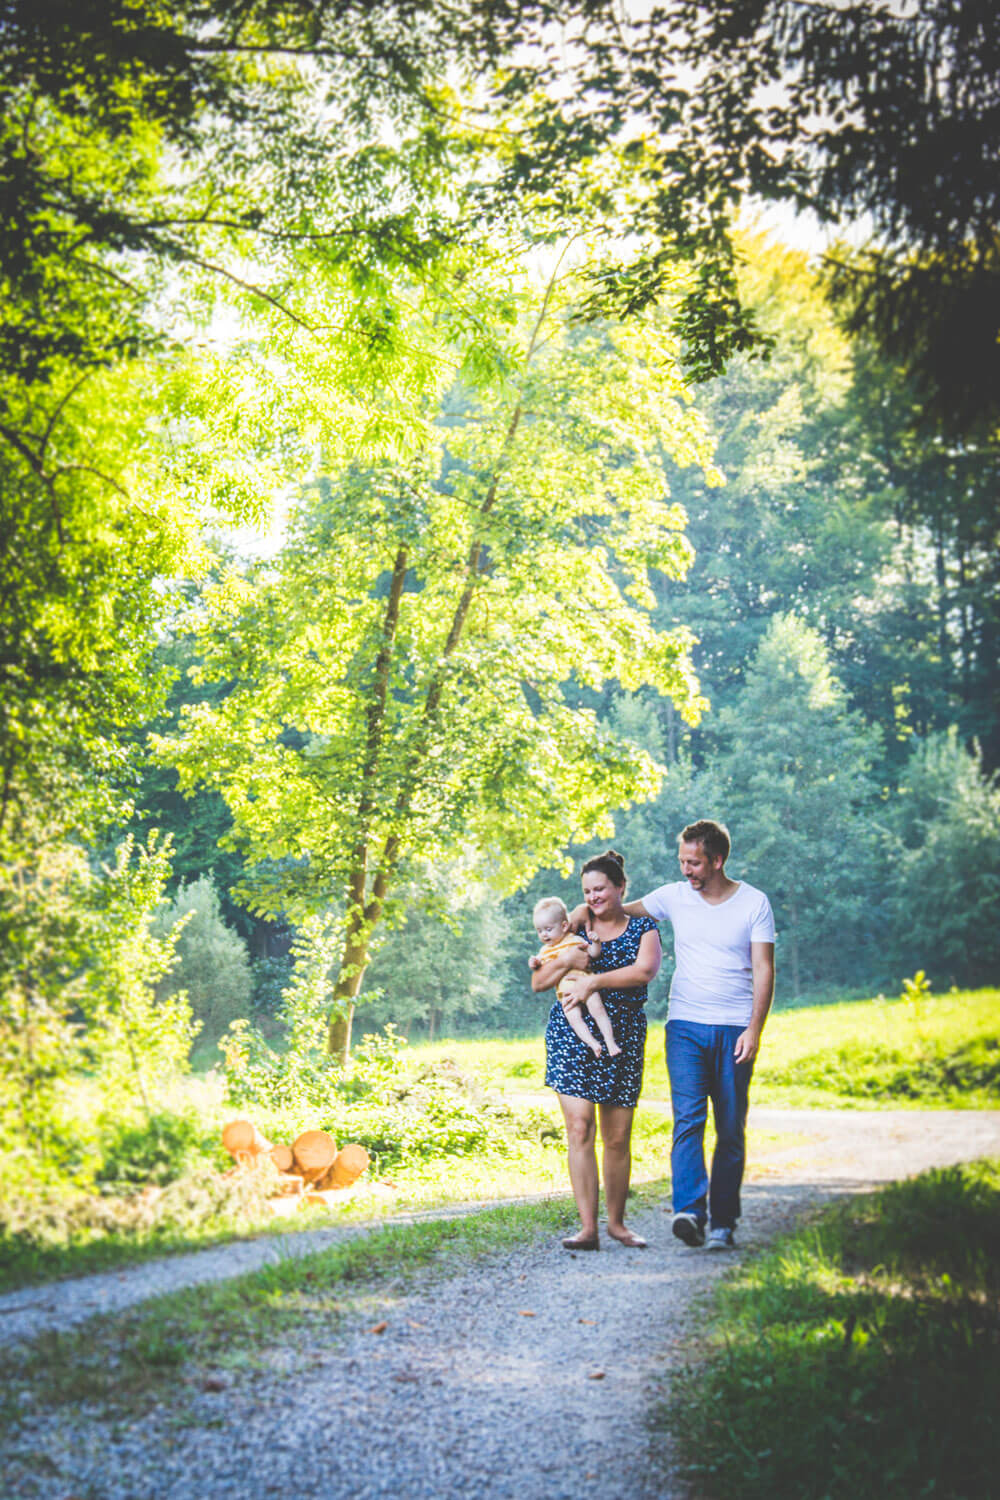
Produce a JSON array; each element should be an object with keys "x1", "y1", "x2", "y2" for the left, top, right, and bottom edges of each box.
[{"x1": 566, "y1": 819, "x2": 775, "y2": 1249}]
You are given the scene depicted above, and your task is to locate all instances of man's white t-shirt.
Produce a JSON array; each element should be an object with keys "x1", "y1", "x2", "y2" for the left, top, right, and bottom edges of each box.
[{"x1": 639, "y1": 880, "x2": 776, "y2": 1026}]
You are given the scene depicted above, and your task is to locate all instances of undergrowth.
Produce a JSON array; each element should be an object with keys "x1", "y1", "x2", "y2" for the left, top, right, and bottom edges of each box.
[
  {"x1": 0, "y1": 1039, "x2": 676, "y2": 1292},
  {"x1": 667, "y1": 1158, "x2": 1000, "y2": 1500}
]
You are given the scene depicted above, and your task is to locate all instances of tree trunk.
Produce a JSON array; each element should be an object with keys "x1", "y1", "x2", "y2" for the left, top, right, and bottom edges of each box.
[
  {"x1": 325, "y1": 548, "x2": 408, "y2": 1062},
  {"x1": 326, "y1": 946, "x2": 367, "y2": 1063}
]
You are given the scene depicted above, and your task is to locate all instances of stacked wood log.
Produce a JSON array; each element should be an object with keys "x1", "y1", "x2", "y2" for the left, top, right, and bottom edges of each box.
[
  {"x1": 269, "y1": 1143, "x2": 295, "y2": 1174},
  {"x1": 325, "y1": 1142, "x2": 370, "y2": 1189},
  {"x1": 291, "y1": 1129, "x2": 338, "y2": 1183},
  {"x1": 221, "y1": 1119, "x2": 370, "y2": 1214},
  {"x1": 221, "y1": 1119, "x2": 272, "y2": 1163}
]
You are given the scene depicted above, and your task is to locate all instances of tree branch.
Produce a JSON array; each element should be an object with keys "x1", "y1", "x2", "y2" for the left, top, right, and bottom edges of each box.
[{"x1": 181, "y1": 253, "x2": 315, "y2": 329}]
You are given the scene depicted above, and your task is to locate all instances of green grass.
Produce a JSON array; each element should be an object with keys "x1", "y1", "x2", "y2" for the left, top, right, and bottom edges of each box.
[
  {"x1": 750, "y1": 986, "x2": 1000, "y2": 1108},
  {"x1": 415, "y1": 985, "x2": 1000, "y2": 1110},
  {"x1": 665, "y1": 1158, "x2": 1000, "y2": 1500}
]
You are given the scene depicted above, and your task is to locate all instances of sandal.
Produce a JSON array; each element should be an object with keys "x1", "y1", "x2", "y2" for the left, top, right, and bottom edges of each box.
[
  {"x1": 561, "y1": 1233, "x2": 600, "y2": 1251},
  {"x1": 607, "y1": 1228, "x2": 647, "y2": 1249}
]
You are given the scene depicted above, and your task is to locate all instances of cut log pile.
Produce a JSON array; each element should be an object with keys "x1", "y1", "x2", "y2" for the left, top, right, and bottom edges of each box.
[{"x1": 221, "y1": 1119, "x2": 371, "y2": 1215}]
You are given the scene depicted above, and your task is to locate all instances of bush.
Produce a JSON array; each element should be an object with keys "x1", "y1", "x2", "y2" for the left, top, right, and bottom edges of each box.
[
  {"x1": 765, "y1": 1035, "x2": 1000, "y2": 1102},
  {"x1": 0, "y1": 833, "x2": 198, "y2": 1206},
  {"x1": 224, "y1": 1018, "x2": 555, "y2": 1174},
  {"x1": 0, "y1": 1161, "x2": 277, "y2": 1284},
  {"x1": 96, "y1": 1110, "x2": 219, "y2": 1192}
]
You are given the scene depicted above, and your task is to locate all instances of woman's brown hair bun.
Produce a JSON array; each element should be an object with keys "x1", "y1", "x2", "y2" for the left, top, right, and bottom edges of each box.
[{"x1": 580, "y1": 849, "x2": 627, "y2": 889}]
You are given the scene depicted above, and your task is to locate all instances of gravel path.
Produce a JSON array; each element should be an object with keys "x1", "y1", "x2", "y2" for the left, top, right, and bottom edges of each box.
[{"x1": 3, "y1": 1108, "x2": 999, "y2": 1499}]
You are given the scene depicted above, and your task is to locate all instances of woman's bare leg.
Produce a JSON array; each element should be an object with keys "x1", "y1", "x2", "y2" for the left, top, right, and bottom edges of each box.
[
  {"x1": 557, "y1": 1093, "x2": 600, "y2": 1241},
  {"x1": 599, "y1": 1103, "x2": 645, "y2": 1246}
]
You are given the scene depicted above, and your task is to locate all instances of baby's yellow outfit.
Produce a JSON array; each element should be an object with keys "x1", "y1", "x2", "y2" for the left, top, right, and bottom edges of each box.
[{"x1": 539, "y1": 933, "x2": 589, "y2": 1001}]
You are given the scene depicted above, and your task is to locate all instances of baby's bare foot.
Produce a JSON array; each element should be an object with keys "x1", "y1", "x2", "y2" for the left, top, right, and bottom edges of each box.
[
  {"x1": 607, "y1": 1041, "x2": 622, "y2": 1057},
  {"x1": 588, "y1": 1040, "x2": 603, "y2": 1057}
]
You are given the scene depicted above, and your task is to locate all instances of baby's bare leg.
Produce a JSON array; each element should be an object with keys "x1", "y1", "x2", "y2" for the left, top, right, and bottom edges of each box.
[
  {"x1": 564, "y1": 999, "x2": 603, "y2": 1057},
  {"x1": 584, "y1": 996, "x2": 621, "y2": 1056}
]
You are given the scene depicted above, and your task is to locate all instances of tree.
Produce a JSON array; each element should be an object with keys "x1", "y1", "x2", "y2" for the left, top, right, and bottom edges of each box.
[
  {"x1": 165, "y1": 206, "x2": 721, "y2": 1058},
  {"x1": 361, "y1": 861, "x2": 511, "y2": 1040},
  {"x1": 825, "y1": 341, "x2": 1000, "y2": 771},
  {"x1": 886, "y1": 730, "x2": 1000, "y2": 988},
  {"x1": 1, "y1": 0, "x2": 772, "y2": 883},
  {"x1": 637, "y1": 232, "x2": 1000, "y2": 787},
  {"x1": 709, "y1": 614, "x2": 883, "y2": 997},
  {"x1": 153, "y1": 877, "x2": 253, "y2": 1047},
  {"x1": 2, "y1": 0, "x2": 464, "y2": 867},
  {"x1": 652, "y1": 0, "x2": 1000, "y2": 432},
  {"x1": 649, "y1": 236, "x2": 866, "y2": 709}
]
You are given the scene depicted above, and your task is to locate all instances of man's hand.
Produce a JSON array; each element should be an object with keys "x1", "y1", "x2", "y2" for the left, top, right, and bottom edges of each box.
[
  {"x1": 560, "y1": 972, "x2": 596, "y2": 1011},
  {"x1": 733, "y1": 1027, "x2": 761, "y2": 1064}
]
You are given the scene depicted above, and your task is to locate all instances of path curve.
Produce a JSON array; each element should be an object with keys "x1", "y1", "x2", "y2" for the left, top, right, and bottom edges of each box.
[
  {"x1": 1, "y1": 1108, "x2": 997, "y2": 1351},
  {"x1": 3, "y1": 1110, "x2": 999, "y2": 1500}
]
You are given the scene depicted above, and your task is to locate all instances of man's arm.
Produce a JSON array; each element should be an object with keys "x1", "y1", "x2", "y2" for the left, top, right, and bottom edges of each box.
[
  {"x1": 734, "y1": 941, "x2": 775, "y2": 1063},
  {"x1": 567, "y1": 898, "x2": 653, "y2": 931}
]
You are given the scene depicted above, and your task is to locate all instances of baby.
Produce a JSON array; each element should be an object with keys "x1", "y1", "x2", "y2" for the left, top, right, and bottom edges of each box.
[{"x1": 529, "y1": 897, "x2": 621, "y2": 1058}]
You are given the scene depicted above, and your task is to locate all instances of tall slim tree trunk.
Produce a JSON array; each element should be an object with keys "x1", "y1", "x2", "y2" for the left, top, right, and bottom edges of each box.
[
  {"x1": 665, "y1": 700, "x2": 677, "y2": 764},
  {"x1": 326, "y1": 547, "x2": 408, "y2": 1061},
  {"x1": 326, "y1": 906, "x2": 370, "y2": 1061}
]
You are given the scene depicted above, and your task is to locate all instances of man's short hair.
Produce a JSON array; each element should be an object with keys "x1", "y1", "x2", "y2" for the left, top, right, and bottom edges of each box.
[{"x1": 678, "y1": 819, "x2": 731, "y2": 863}]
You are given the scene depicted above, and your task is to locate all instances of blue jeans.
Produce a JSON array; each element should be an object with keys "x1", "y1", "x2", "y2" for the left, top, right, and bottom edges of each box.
[{"x1": 666, "y1": 1019, "x2": 755, "y2": 1230}]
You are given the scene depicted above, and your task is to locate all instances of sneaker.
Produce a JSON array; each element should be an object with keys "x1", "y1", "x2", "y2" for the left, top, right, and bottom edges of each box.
[
  {"x1": 671, "y1": 1212, "x2": 705, "y2": 1247},
  {"x1": 707, "y1": 1226, "x2": 735, "y2": 1250}
]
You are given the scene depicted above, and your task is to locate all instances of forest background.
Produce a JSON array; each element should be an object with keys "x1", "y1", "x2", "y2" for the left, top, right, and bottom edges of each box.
[{"x1": 2, "y1": 0, "x2": 999, "y2": 1233}]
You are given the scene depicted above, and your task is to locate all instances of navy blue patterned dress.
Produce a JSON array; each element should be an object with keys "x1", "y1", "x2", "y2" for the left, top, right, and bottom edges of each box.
[{"x1": 544, "y1": 915, "x2": 658, "y2": 1106}]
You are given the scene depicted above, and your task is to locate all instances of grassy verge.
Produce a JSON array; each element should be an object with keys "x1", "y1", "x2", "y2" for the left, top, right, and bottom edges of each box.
[
  {"x1": 666, "y1": 1159, "x2": 1000, "y2": 1500},
  {"x1": 417, "y1": 985, "x2": 1000, "y2": 1110},
  {"x1": 1, "y1": 1190, "x2": 659, "y2": 1433},
  {"x1": 0, "y1": 1102, "x2": 677, "y2": 1293}
]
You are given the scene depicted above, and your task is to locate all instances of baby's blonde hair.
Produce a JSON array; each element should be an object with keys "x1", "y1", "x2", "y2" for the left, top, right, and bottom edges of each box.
[{"x1": 533, "y1": 896, "x2": 569, "y2": 925}]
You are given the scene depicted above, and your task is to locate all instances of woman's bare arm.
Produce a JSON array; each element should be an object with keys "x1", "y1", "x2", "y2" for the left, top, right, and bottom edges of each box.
[
  {"x1": 529, "y1": 941, "x2": 589, "y2": 993},
  {"x1": 559, "y1": 928, "x2": 662, "y2": 1006}
]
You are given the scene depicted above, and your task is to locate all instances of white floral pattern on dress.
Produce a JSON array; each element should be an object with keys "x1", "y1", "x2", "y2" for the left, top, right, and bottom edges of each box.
[{"x1": 543, "y1": 915, "x2": 657, "y2": 1106}]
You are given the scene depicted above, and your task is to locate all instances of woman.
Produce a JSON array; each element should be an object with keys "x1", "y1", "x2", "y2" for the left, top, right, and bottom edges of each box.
[{"x1": 531, "y1": 849, "x2": 661, "y2": 1250}]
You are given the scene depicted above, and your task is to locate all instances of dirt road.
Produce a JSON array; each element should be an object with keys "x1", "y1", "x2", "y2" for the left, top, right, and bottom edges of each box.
[{"x1": 2, "y1": 1109, "x2": 998, "y2": 1499}]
